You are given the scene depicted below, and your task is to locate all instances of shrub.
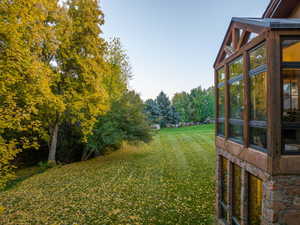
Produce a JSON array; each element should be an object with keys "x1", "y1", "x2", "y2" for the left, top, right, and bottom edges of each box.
[{"x1": 84, "y1": 91, "x2": 152, "y2": 160}]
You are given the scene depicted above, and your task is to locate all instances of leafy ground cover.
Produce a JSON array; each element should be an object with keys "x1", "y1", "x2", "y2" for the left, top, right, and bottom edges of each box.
[{"x1": 0, "y1": 125, "x2": 216, "y2": 225}]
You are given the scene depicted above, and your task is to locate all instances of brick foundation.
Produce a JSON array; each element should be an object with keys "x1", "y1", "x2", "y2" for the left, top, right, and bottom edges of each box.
[
  {"x1": 262, "y1": 176, "x2": 300, "y2": 225},
  {"x1": 216, "y1": 148, "x2": 300, "y2": 225}
]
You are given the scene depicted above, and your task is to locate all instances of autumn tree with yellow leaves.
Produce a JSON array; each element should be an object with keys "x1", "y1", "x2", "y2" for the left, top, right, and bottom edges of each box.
[
  {"x1": 0, "y1": 0, "x2": 60, "y2": 189},
  {"x1": 0, "y1": 0, "x2": 122, "y2": 188}
]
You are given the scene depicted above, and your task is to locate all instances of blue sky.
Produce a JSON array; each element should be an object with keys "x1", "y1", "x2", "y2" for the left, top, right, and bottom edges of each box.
[{"x1": 102, "y1": 0, "x2": 270, "y2": 100}]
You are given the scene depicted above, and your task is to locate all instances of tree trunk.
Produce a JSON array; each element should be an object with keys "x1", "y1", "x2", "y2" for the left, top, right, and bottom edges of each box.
[{"x1": 48, "y1": 122, "x2": 59, "y2": 163}]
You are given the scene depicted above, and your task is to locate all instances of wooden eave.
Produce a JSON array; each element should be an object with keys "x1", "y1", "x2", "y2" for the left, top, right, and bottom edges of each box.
[
  {"x1": 213, "y1": 20, "x2": 268, "y2": 68},
  {"x1": 263, "y1": 0, "x2": 299, "y2": 18}
]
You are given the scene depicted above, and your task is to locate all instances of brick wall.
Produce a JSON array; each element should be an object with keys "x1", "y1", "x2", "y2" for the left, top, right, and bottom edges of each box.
[
  {"x1": 263, "y1": 176, "x2": 300, "y2": 225},
  {"x1": 216, "y1": 148, "x2": 300, "y2": 225}
]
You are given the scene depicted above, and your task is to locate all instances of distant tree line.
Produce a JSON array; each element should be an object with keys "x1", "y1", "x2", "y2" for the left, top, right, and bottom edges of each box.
[{"x1": 144, "y1": 87, "x2": 215, "y2": 128}]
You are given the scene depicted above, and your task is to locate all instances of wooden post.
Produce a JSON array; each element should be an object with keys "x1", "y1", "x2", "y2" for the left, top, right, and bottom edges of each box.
[
  {"x1": 215, "y1": 69, "x2": 219, "y2": 138},
  {"x1": 266, "y1": 31, "x2": 281, "y2": 175},
  {"x1": 233, "y1": 28, "x2": 240, "y2": 50}
]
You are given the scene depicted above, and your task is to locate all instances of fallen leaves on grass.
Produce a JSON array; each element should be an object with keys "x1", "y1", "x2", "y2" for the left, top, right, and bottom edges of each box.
[{"x1": 0, "y1": 125, "x2": 216, "y2": 225}]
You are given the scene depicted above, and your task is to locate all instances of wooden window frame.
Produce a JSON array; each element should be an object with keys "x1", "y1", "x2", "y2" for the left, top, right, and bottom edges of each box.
[
  {"x1": 217, "y1": 67, "x2": 226, "y2": 137},
  {"x1": 228, "y1": 56, "x2": 244, "y2": 144},
  {"x1": 248, "y1": 43, "x2": 268, "y2": 153},
  {"x1": 215, "y1": 31, "x2": 267, "y2": 154},
  {"x1": 280, "y1": 36, "x2": 300, "y2": 155}
]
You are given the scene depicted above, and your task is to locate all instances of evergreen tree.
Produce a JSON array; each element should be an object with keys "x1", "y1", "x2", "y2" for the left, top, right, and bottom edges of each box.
[
  {"x1": 156, "y1": 91, "x2": 174, "y2": 127},
  {"x1": 144, "y1": 99, "x2": 160, "y2": 124}
]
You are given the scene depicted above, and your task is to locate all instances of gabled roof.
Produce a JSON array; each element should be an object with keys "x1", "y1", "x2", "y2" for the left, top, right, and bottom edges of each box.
[
  {"x1": 263, "y1": 0, "x2": 299, "y2": 18},
  {"x1": 214, "y1": 17, "x2": 300, "y2": 67}
]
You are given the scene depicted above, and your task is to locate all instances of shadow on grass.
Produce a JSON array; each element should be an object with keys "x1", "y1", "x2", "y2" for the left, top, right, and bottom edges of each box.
[{"x1": 3, "y1": 168, "x2": 47, "y2": 192}]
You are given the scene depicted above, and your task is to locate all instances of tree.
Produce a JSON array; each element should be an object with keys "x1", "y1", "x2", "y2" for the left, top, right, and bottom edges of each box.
[
  {"x1": 42, "y1": 0, "x2": 110, "y2": 163},
  {"x1": 0, "y1": 0, "x2": 60, "y2": 188},
  {"x1": 155, "y1": 91, "x2": 180, "y2": 127},
  {"x1": 144, "y1": 99, "x2": 160, "y2": 124},
  {"x1": 155, "y1": 92, "x2": 171, "y2": 127},
  {"x1": 84, "y1": 90, "x2": 152, "y2": 160},
  {"x1": 172, "y1": 92, "x2": 192, "y2": 122},
  {"x1": 104, "y1": 37, "x2": 131, "y2": 101}
]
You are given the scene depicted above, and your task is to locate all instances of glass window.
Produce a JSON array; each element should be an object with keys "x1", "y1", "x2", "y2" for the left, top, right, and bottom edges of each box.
[
  {"x1": 250, "y1": 72, "x2": 267, "y2": 121},
  {"x1": 230, "y1": 80, "x2": 244, "y2": 120},
  {"x1": 218, "y1": 67, "x2": 226, "y2": 83},
  {"x1": 282, "y1": 69, "x2": 300, "y2": 122},
  {"x1": 250, "y1": 127, "x2": 267, "y2": 149},
  {"x1": 229, "y1": 123, "x2": 243, "y2": 142},
  {"x1": 248, "y1": 174, "x2": 263, "y2": 225},
  {"x1": 282, "y1": 69, "x2": 300, "y2": 153},
  {"x1": 282, "y1": 39, "x2": 300, "y2": 62},
  {"x1": 283, "y1": 128, "x2": 300, "y2": 152},
  {"x1": 232, "y1": 164, "x2": 242, "y2": 225},
  {"x1": 217, "y1": 121, "x2": 225, "y2": 136},
  {"x1": 218, "y1": 85, "x2": 225, "y2": 118},
  {"x1": 229, "y1": 57, "x2": 243, "y2": 79},
  {"x1": 220, "y1": 157, "x2": 228, "y2": 221},
  {"x1": 250, "y1": 44, "x2": 266, "y2": 70},
  {"x1": 228, "y1": 57, "x2": 244, "y2": 143}
]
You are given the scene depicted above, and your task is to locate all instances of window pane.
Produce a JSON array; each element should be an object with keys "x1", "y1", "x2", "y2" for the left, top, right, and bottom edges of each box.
[
  {"x1": 249, "y1": 174, "x2": 263, "y2": 225},
  {"x1": 217, "y1": 121, "x2": 225, "y2": 136},
  {"x1": 250, "y1": 44, "x2": 266, "y2": 70},
  {"x1": 282, "y1": 39, "x2": 300, "y2": 62},
  {"x1": 229, "y1": 123, "x2": 243, "y2": 142},
  {"x1": 232, "y1": 164, "x2": 242, "y2": 224},
  {"x1": 229, "y1": 57, "x2": 243, "y2": 79},
  {"x1": 250, "y1": 127, "x2": 267, "y2": 149},
  {"x1": 218, "y1": 86, "x2": 225, "y2": 118},
  {"x1": 250, "y1": 72, "x2": 267, "y2": 121},
  {"x1": 218, "y1": 67, "x2": 226, "y2": 83},
  {"x1": 221, "y1": 157, "x2": 228, "y2": 205},
  {"x1": 221, "y1": 204, "x2": 228, "y2": 222},
  {"x1": 230, "y1": 80, "x2": 244, "y2": 120},
  {"x1": 283, "y1": 128, "x2": 300, "y2": 152},
  {"x1": 282, "y1": 69, "x2": 300, "y2": 122}
]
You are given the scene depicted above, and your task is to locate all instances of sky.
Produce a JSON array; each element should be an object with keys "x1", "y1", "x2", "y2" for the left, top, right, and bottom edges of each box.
[{"x1": 101, "y1": 0, "x2": 270, "y2": 100}]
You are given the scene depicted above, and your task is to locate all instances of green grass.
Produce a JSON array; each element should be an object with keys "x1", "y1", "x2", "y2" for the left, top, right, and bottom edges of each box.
[{"x1": 0, "y1": 124, "x2": 216, "y2": 225}]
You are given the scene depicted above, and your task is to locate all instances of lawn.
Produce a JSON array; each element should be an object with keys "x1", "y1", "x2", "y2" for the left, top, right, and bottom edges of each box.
[{"x1": 0, "y1": 125, "x2": 216, "y2": 225}]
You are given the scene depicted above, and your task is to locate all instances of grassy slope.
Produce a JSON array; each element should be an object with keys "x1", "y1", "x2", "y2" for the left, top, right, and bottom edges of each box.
[{"x1": 0, "y1": 125, "x2": 216, "y2": 225}]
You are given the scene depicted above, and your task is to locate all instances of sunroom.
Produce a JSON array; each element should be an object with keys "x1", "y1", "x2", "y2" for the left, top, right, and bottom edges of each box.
[{"x1": 215, "y1": 18, "x2": 300, "y2": 174}]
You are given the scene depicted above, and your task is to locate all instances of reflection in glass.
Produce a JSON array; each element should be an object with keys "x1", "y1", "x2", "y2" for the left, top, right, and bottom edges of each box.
[
  {"x1": 249, "y1": 174, "x2": 263, "y2": 225},
  {"x1": 282, "y1": 69, "x2": 300, "y2": 122},
  {"x1": 221, "y1": 157, "x2": 228, "y2": 204},
  {"x1": 282, "y1": 39, "x2": 300, "y2": 62},
  {"x1": 282, "y1": 69, "x2": 300, "y2": 153},
  {"x1": 229, "y1": 123, "x2": 243, "y2": 142},
  {"x1": 232, "y1": 164, "x2": 242, "y2": 224},
  {"x1": 250, "y1": 72, "x2": 267, "y2": 121},
  {"x1": 229, "y1": 57, "x2": 243, "y2": 79},
  {"x1": 217, "y1": 121, "x2": 225, "y2": 136},
  {"x1": 218, "y1": 86, "x2": 225, "y2": 118},
  {"x1": 250, "y1": 44, "x2": 266, "y2": 70},
  {"x1": 230, "y1": 80, "x2": 244, "y2": 120},
  {"x1": 220, "y1": 157, "x2": 228, "y2": 221},
  {"x1": 283, "y1": 128, "x2": 300, "y2": 152},
  {"x1": 250, "y1": 127, "x2": 267, "y2": 149},
  {"x1": 218, "y1": 67, "x2": 226, "y2": 83}
]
